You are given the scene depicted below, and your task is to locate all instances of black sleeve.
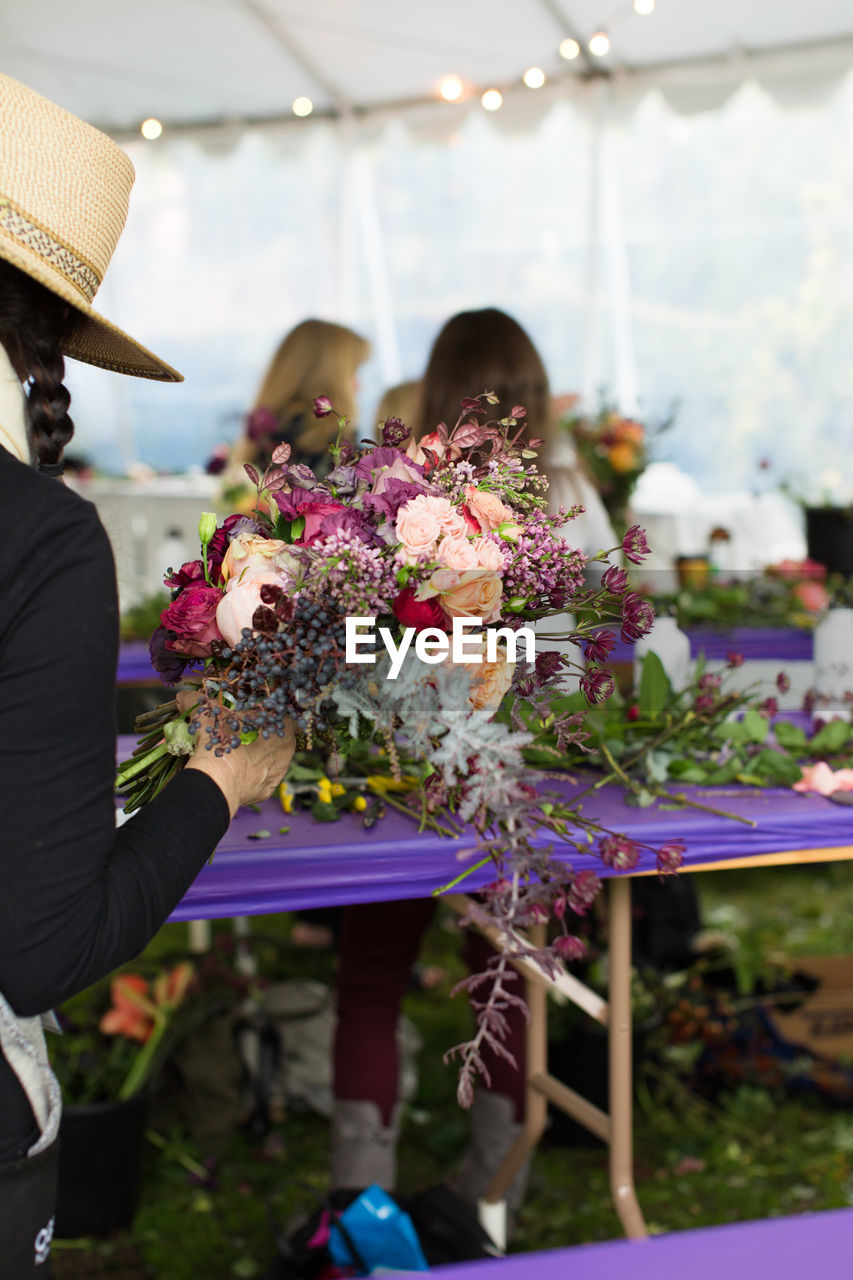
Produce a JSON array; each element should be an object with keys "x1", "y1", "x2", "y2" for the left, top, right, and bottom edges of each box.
[{"x1": 0, "y1": 465, "x2": 230, "y2": 1016}]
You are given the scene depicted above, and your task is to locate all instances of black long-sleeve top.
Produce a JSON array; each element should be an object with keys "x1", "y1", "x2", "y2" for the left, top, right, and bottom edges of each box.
[{"x1": 0, "y1": 447, "x2": 230, "y2": 1159}]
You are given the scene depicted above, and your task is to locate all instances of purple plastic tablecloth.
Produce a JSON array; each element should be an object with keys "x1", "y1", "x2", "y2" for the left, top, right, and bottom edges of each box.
[
  {"x1": 608, "y1": 626, "x2": 813, "y2": 666},
  {"x1": 116, "y1": 739, "x2": 853, "y2": 923},
  {"x1": 117, "y1": 641, "x2": 159, "y2": 684},
  {"x1": 425, "y1": 1208, "x2": 853, "y2": 1280}
]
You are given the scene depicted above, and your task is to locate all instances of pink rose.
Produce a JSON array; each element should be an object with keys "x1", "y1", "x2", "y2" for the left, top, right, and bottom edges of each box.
[
  {"x1": 415, "y1": 494, "x2": 468, "y2": 538},
  {"x1": 392, "y1": 588, "x2": 447, "y2": 632},
  {"x1": 473, "y1": 537, "x2": 506, "y2": 570},
  {"x1": 464, "y1": 485, "x2": 515, "y2": 533},
  {"x1": 395, "y1": 496, "x2": 443, "y2": 561},
  {"x1": 216, "y1": 569, "x2": 284, "y2": 646},
  {"x1": 418, "y1": 568, "x2": 503, "y2": 624},
  {"x1": 221, "y1": 534, "x2": 289, "y2": 583},
  {"x1": 293, "y1": 500, "x2": 349, "y2": 545},
  {"x1": 436, "y1": 535, "x2": 480, "y2": 571},
  {"x1": 161, "y1": 584, "x2": 224, "y2": 657},
  {"x1": 792, "y1": 580, "x2": 829, "y2": 612}
]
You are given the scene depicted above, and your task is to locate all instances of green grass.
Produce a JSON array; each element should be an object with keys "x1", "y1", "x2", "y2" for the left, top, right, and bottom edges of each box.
[{"x1": 53, "y1": 863, "x2": 853, "y2": 1278}]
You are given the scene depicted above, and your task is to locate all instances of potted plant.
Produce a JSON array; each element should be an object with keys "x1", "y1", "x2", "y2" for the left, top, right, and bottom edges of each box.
[{"x1": 49, "y1": 962, "x2": 194, "y2": 1237}]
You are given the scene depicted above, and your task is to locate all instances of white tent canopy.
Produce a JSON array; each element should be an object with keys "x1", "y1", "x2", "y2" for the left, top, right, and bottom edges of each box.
[{"x1": 5, "y1": 0, "x2": 853, "y2": 132}]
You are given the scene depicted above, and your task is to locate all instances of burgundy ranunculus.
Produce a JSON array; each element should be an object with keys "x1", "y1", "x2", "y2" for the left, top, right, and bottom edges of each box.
[
  {"x1": 164, "y1": 559, "x2": 206, "y2": 591},
  {"x1": 149, "y1": 625, "x2": 188, "y2": 685},
  {"x1": 161, "y1": 584, "x2": 224, "y2": 658},
  {"x1": 392, "y1": 588, "x2": 447, "y2": 632}
]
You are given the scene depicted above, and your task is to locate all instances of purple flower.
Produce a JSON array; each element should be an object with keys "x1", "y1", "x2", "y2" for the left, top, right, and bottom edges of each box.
[
  {"x1": 317, "y1": 508, "x2": 383, "y2": 546},
  {"x1": 776, "y1": 671, "x2": 791, "y2": 693},
  {"x1": 726, "y1": 650, "x2": 744, "y2": 668},
  {"x1": 149, "y1": 625, "x2": 188, "y2": 685},
  {"x1": 313, "y1": 396, "x2": 333, "y2": 418},
  {"x1": 622, "y1": 524, "x2": 650, "y2": 564},
  {"x1": 164, "y1": 559, "x2": 205, "y2": 591},
  {"x1": 381, "y1": 416, "x2": 411, "y2": 447},
  {"x1": 584, "y1": 630, "x2": 616, "y2": 663},
  {"x1": 620, "y1": 592, "x2": 655, "y2": 643},
  {"x1": 600, "y1": 834, "x2": 640, "y2": 871},
  {"x1": 354, "y1": 446, "x2": 423, "y2": 480},
  {"x1": 657, "y1": 841, "x2": 685, "y2": 875},
  {"x1": 758, "y1": 697, "x2": 779, "y2": 719},
  {"x1": 602, "y1": 564, "x2": 628, "y2": 594},
  {"x1": 246, "y1": 405, "x2": 279, "y2": 442},
  {"x1": 553, "y1": 934, "x2": 587, "y2": 962},
  {"x1": 694, "y1": 693, "x2": 716, "y2": 711},
  {"x1": 698, "y1": 673, "x2": 721, "y2": 692},
  {"x1": 568, "y1": 869, "x2": 602, "y2": 916},
  {"x1": 580, "y1": 666, "x2": 615, "y2": 704},
  {"x1": 362, "y1": 479, "x2": 427, "y2": 519}
]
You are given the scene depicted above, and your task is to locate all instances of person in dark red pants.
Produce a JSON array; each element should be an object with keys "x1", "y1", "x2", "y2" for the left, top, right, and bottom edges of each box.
[{"x1": 332, "y1": 898, "x2": 529, "y2": 1217}]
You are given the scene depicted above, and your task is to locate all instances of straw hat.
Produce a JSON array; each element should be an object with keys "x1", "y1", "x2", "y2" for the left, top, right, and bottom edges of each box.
[{"x1": 0, "y1": 74, "x2": 181, "y2": 381}]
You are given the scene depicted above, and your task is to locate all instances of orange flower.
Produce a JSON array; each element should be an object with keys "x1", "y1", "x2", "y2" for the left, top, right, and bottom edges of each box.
[
  {"x1": 152, "y1": 962, "x2": 195, "y2": 1010},
  {"x1": 100, "y1": 974, "x2": 157, "y2": 1043},
  {"x1": 607, "y1": 442, "x2": 639, "y2": 474}
]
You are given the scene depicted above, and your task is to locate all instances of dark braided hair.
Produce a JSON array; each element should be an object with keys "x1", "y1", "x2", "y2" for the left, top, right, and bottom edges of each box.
[{"x1": 0, "y1": 259, "x2": 74, "y2": 468}]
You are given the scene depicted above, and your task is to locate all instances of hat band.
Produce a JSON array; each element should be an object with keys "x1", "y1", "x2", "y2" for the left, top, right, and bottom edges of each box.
[{"x1": 0, "y1": 196, "x2": 101, "y2": 304}]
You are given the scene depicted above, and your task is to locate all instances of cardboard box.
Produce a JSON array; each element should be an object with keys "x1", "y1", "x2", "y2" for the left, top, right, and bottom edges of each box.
[{"x1": 768, "y1": 956, "x2": 853, "y2": 1062}]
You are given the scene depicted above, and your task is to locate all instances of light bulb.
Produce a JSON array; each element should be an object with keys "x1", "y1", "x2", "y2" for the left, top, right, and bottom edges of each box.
[
  {"x1": 481, "y1": 89, "x2": 503, "y2": 111},
  {"x1": 440, "y1": 75, "x2": 463, "y2": 102},
  {"x1": 523, "y1": 67, "x2": 546, "y2": 89},
  {"x1": 589, "y1": 31, "x2": 610, "y2": 57},
  {"x1": 559, "y1": 38, "x2": 580, "y2": 60},
  {"x1": 292, "y1": 97, "x2": 313, "y2": 117},
  {"x1": 140, "y1": 118, "x2": 163, "y2": 140}
]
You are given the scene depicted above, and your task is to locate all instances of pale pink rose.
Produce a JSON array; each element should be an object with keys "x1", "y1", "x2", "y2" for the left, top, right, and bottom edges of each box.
[
  {"x1": 436, "y1": 535, "x2": 480, "y2": 571},
  {"x1": 464, "y1": 485, "x2": 516, "y2": 533},
  {"x1": 221, "y1": 533, "x2": 288, "y2": 583},
  {"x1": 371, "y1": 455, "x2": 427, "y2": 496},
  {"x1": 794, "y1": 762, "x2": 853, "y2": 795},
  {"x1": 792, "y1": 580, "x2": 830, "y2": 612},
  {"x1": 395, "y1": 496, "x2": 443, "y2": 560},
  {"x1": 451, "y1": 637, "x2": 514, "y2": 711},
  {"x1": 416, "y1": 494, "x2": 468, "y2": 538},
  {"x1": 216, "y1": 569, "x2": 284, "y2": 646},
  {"x1": 473, "y1": 537, "x2": 506, "y2": 570},
  {"x1": 418, "y1": 568, "x2": 503, "y2": 624}
]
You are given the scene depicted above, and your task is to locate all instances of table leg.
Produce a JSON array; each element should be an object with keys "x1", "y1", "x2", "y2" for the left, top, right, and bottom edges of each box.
[{"x1": 608, "y1": 877, "x2": 647, "y2": 1240}]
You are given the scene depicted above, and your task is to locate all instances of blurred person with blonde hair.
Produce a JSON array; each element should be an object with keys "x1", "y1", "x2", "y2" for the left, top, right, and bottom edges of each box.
[{"x1": 231, "y1": 318, "x2": 370, "y2": 477}]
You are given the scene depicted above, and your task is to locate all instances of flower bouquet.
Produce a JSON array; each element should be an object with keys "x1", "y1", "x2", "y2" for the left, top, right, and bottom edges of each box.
[
  {"x1": 117, "y1": 394, "x2": 674, "y2": 1098},
  {"x1": 561, "y1": 398, "x2": 674, "y2": 534}
]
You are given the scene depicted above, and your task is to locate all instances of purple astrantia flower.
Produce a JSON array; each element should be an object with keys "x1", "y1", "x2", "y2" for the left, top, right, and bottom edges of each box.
[
  {"x1": 622, "y1": 524, "x2": 651, "y2": 565},
  {"x1": 313, "y1": 395, "x2": 333, "y2": 417},
  {"x1": 149, "y1": 625, "x2": 188, "y2": 685},
  {"x1": 584, "y1": 630, "x2": 616, "y2": 663},
  {"x1": 362, "y1": 479, "x2": 427, "y2": 519},
  {"x1": 579, "y1": 666, "x2": 615, "y2": 705},
  {"x1": 381, "y1": 416, "x2": 411, "y2": 448},
  {"x1": 694, "y1": 693, "x2": 715, "y2": 711},
  {"x1": 568, "y1": 869, "x2": 601, "y2": 916},
  {"x1": 553, "y1": 934, "x2": 587, "y2": 961},
  {"x1": 602, "y1": 564, "x2": 628, "y2": 594},
  {"x1": 758, "y1": 697, "x2": 779, "y2": 719},
  {"x1": 657, "y1": 841, "x2": 685, "y2": 875},
  {"x1": 776, "y1": 671, "x2": 791, "y2": 693},
  {"x1": 726, "y1": 650, "x2": 744, "y2": 668},
  {"x1": 600, "y1": 834, "x2": 640, "y2": 871},
  {"x1": 698, "y1": 673, "x2": 721, "y2": 692},
  {"x1": 620, "y1": 592, "x2": 655, "y2": 643}
]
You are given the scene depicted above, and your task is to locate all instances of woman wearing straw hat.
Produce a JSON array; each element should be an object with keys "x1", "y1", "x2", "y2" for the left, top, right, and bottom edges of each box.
[{"x1": 0, "y1": 75, "x2": 295, "y2": 1276}]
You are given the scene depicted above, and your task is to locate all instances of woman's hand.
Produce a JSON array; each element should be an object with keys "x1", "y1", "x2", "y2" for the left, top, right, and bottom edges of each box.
[{"x1": 177, "y1": 691, "x2": 295, "y2": 819}]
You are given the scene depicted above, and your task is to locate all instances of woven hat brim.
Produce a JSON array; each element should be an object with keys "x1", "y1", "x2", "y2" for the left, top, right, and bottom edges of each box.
[{"x1": 0, "y1": 235, "x2": 182, "y2": 383}]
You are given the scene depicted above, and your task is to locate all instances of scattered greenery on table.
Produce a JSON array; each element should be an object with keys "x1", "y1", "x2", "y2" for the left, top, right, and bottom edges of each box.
[{"x1": 518, "y1": 652, "x2": 853, "y2": 806}]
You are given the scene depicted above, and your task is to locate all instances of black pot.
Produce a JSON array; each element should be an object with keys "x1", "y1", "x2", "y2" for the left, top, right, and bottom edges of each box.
[
  {"x1": 805, "y1": 507, "x2": 853, "y2": 577},
  {"x1": 54, "y1": 1094, "x2": 147, "y2": 1237}
]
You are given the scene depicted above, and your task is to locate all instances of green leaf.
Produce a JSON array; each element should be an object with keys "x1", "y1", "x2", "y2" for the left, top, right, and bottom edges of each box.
[
  {"x1": 290, "y1": 515, "x2": 306, "y2": 542},
  {"x1": 714, "y1": 709, "x2": 768, "y2": 745},
  {"x1": 310, "y1": 801, "x2": 341, "y2": 823},
  {"x1": 638, "y1": 651, "x2": 671, "y2": 720},
  {"x1": 809, "y1": 719, "x2": 852, "y2": 755},
  {"x1": 750, "y1": 749, "x2": 803, "y2": 786},
  {"x1": 773, "y1": 721, "x2": 808, "y2": 752}
]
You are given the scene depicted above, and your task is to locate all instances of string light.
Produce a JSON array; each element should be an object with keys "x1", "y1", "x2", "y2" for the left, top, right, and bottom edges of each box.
[
  {"x1": 634, "y1": 0, "x2": 655, "y2": 12},
  {"x1": 559, "y1": 37, "x2": 581, "y2": 60},
  {"x1": 292, "y1": 97, "x2": 313, "y2": 117},
  {"x1": 588, "y1": 31, "x2": 611, "y2": 57},
  {"x1": 140, "y1": 118, "x2": 162, "y2": 140},
  {"x1": 523, "y1": 67, "x2": 546, "y2": 89},
  {"x1": 440, "y1": 74, "x2": 463, "y2": 102},
  {"x1": 481, "y1": 89, "x2": 503, "y2": 111}
]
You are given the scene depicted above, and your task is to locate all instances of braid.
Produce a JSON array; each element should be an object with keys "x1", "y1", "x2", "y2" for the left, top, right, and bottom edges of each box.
[{"x1": 0, "y1": 260, "x2": 74, "y2": 468}]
